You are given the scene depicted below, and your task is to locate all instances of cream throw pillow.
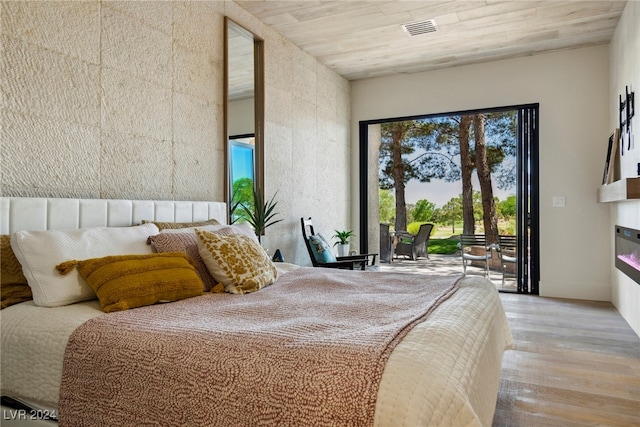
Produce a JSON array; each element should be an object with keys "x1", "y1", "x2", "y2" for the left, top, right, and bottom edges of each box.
[
  {"x1": 195, "y1": 229, "x2": 278, "y2": 295},
  {"x1": 11, "y1": 224, "x2": 159, "y2": 307}
]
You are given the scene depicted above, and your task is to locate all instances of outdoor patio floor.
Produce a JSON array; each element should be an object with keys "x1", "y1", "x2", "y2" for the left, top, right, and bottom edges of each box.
[{"x1": 379, "y1": 254, "x2": 517, "y2": 292}]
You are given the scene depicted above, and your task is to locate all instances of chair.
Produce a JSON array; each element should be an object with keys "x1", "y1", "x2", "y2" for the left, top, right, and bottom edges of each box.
[
  {"x1": 301, "y1": 218, "x2": 377, "y2": 270},
  {"x1": 379, "y1": 223, "x2": 393, "y2": 263},
  {"x1": 394, "y1": 223, "x2": 434, "y2": 260},
  {"x1": 497, "y1": 235, "x2": 517, "y2": 287},
  {"x1": 458, "y1": 234, "x2": 492, "y2": 278}
]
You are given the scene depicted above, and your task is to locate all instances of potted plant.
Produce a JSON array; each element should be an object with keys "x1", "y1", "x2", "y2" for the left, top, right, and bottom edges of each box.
[
  {"x1": 332, "y1": 230, "x2": 355, "y2": 257},
  {"x1": 232, "y1": 187, "x2": 282, "y2": 244}
]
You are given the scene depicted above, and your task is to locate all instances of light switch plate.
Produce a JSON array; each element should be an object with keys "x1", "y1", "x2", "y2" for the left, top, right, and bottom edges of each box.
[{"x1": 552, "y1": 196, "x2": 565, "y2": 207}]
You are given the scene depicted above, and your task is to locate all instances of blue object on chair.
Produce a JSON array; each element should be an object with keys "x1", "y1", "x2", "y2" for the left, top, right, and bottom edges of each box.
[{"x1": 301, "y1": 217, "x2": 377, "y2": 270}]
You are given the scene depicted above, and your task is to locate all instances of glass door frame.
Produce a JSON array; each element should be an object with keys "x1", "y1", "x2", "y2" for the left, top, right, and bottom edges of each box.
[{"x1": 358, "y1": 103, "x2": 540, "y2": 294}]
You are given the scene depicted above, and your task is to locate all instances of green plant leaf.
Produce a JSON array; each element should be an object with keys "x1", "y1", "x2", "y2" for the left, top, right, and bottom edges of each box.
[
  {"x1": 332, "y1": 229, "x2": 355, "y2": 245},
  {"x1": 239, "y1": 187, "x2": 282, "y2": 241}
]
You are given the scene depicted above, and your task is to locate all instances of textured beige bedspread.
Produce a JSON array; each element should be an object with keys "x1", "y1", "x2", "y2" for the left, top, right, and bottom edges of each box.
[
  {"x1": 58, "y1": 268, "x2": 461, "y2": 427},
  {"x1": 375, "y1": 275, "x2": 513, "y2": 426}
]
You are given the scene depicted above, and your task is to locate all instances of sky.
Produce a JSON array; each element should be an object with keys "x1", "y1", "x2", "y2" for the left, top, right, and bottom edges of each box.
[
  {"x1": 230, "y1": 143, "x2": 254, "y2": 182},
  {"x1": 404, "y1": 176, "x2": 514, "y2": 208}
]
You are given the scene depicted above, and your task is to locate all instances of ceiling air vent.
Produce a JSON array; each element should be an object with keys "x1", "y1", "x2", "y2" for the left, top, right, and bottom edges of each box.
[{"x1": 402, "y1": 19, "x2": 438, "y2": 37}]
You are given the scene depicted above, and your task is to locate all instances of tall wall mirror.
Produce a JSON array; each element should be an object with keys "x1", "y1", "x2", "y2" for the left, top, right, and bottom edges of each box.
[{"x1": 225, "y1": 18, "x2": 264, "y2": 221}]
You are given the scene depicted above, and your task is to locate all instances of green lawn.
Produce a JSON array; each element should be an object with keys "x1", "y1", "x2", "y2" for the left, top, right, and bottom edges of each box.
[
  {"x1": 399, "y1": 222, "x2": 461, "y2": 255},
  {"x1": 431, "y1": 223, "x2": 464, "y2": 238},
  {"x1": 428, "y1": 237, "x2": 459, "y2": 255}
]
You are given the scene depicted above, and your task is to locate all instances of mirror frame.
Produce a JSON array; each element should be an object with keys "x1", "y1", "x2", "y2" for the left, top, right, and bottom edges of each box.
[{"x1": 224, "y1": 17, "x2": 264, "y2": 219}]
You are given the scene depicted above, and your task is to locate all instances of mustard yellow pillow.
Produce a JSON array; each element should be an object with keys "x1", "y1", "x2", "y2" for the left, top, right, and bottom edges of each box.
[
  {"x1": 142, "y1": 218, "x2": 220, "y2": 230},
  {"x1": 195, "y1": 229, "x2": 278, "y2": 295},
  {"x1": 56, "y1": 253, "x2": 203, "y2": 313},
  {"x1": 1, "y1": 235, "x2": 32, "y2": 309}
]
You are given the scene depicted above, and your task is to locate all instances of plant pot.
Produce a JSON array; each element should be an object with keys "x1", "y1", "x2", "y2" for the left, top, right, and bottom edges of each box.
[{"x1": 336, "y1": 243, "x2": 349, "y2": 257}]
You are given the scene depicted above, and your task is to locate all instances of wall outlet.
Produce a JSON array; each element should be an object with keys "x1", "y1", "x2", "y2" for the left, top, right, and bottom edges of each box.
[{"x1": 552, "y1": 196, "x2": 566, "y2": 207}]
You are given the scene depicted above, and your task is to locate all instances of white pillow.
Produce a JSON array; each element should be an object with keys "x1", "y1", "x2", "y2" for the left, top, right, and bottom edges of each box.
[
  {"x1": 230, "y1": 221, "x2": 259, "y2": 242},
  {"x1": 10, "y1": 223, "x2": 159, "y2": 307}
]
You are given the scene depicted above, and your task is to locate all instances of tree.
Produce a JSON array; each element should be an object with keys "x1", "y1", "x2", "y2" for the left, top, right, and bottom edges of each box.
[
  {"x1": 378, "y1": 111, "x2": 517, "y2": 236},
  {"x1": 498, "y1": 195, "x2": 517, "y2": 219},
  {"x1": 230, "y1": 177, "x2": 254, "y2": 223},
  {"x1": 379, "y1": 188, "x2": 396, "y2": 225},
  {"x1": 483, "y1": 111, "x2": 517, "y2": 191},
  {"x1": 459, "y1": 115, "x2": 475, "y2": 234},
  {"x1": 456, "y1": 112, "x2": 515, "y2": 236},
  {"x1": 405, "y1": 203, "x2": 416, "y2": 224},
  {"x1": 439, "y1": 196, "x2": 463, "y2": 233},
  {"x1": 390, "y1": 122, "x2": 407, "y2": 231},
  {"x1": 379, "y1": 118, "x2": 463, "y2": 231},
  {"x1": 473, "y1": 114, "x2": 499, "y2": 243},
  {"x1": 471, "y1": 190, "x2": 484, "y2": 225},
  {"x1": 412, "y1": 199, "x2": 436, "y2": 223},
  {"x1": 379, "y1": 121, "x2": 439, "y2": 232}
]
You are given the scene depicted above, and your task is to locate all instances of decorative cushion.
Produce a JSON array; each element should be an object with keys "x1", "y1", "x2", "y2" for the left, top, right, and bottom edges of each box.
[
  {"x1": 205, "y1": 222, "x2": 259, "y2": 243},
  {"x1": 148, "y1": 233, "x2": 219, "y2": 292},
  {"x1": 161, "y1": 222, "x2": 259, "y2": 243},
  {"x1": 56, "y1": 253, "x2": 203, "y2": 313},
  {"x1": 227, "y1": 221, "x2": 259, "y2": 242},
  {"x1": 142, "y1": 218, "x2": 220, "y2": 230},
  {"x1": 10, "y1": 223, "x2": 159, "y2": 307},
  {"x1": 308, "y1": 233, "x2": 337, "y2": 263},
  {"x1": 195, "y1": 229, "x2": 278, "y2": 295},
  {"x1": 1, "y1": 235, "x2": 32, "y2": 309}
]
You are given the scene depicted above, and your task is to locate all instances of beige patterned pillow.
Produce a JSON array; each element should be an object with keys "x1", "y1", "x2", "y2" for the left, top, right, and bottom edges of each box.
[{"x1": 195, "y1": 229, "x2": 278, "y2": 295}]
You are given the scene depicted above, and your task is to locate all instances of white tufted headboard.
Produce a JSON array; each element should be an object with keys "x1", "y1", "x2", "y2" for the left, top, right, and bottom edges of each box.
[{"x1": 0, "y1": 197, "x2": 228, "y2": 234}]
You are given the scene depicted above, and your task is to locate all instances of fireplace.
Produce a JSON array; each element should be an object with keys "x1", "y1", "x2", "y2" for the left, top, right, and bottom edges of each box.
[{"x1": 615, "y1": 226, "x2": 640, "y2": 285}]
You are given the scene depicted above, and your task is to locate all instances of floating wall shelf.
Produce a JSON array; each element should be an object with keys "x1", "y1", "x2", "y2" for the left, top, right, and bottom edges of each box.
[{"x1": 598, "y1": 177, "x2": 640, "y2": 203}]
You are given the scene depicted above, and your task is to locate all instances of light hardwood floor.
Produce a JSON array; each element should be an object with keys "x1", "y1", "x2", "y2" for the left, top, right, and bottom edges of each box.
[{"x1": 493, "y1": 294, "x2": 640, "y2": 426}]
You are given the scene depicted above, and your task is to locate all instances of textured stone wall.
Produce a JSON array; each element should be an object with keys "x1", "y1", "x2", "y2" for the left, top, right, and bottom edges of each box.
[
  {"x1": 221, "y1": 2, "x2": 353, "y2": 263},
  {"x1": 0, "y1": 1, "x2": 351, "y2": 265},
  {"x1": 1, "y1": 1, "x2": 225, "y2": 200}
]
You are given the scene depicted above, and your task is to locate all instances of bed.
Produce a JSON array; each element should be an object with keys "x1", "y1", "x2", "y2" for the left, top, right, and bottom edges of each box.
[{"x1": 1, "y1": 197, "x2": 512, "y2": 427}]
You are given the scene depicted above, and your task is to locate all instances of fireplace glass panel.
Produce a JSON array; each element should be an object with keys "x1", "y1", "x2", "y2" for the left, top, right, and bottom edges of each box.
[{"x1": 615, "y1": 226, "x2": 640, "y2": 285}]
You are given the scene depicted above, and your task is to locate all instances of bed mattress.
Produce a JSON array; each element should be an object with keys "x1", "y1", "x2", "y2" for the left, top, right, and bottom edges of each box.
[{"x1": 1, "y1": 273, "x2": 512, "y2": 426}]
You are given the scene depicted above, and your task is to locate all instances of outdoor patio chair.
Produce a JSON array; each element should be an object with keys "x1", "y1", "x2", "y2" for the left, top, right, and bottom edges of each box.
[
  {"x1": 301, "y1": 217, "x2": 377, "y2": 270},
  {"x1": 458, "y1": 234, "x2": 492, "y2": 278},
  {"x1": 497, "y1": 235, "x2": 517, "y2": 286},
  {"x1": 394, "y1": 223, "x2": 434, "y2": 260}
]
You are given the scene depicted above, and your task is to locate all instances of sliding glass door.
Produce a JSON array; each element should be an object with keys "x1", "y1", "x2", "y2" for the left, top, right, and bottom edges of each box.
[
  {"x1": 515, "y1": 106, "x2": 539, "y2": 294},
  {"x1": 359, "y1": 104, "x2": 539, "y2": 294}
]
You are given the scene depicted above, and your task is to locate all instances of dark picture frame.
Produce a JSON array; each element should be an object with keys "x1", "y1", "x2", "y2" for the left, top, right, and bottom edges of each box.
[
  {"x1": 619, "y1": 86, "x2": 635, "y2": 155},
  {"x1": 603, "y1": 129, "x2": 620, "y2": 185}
]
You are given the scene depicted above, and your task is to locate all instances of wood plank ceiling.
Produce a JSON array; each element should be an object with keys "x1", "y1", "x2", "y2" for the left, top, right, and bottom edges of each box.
[{"x1": 235, "y1": 0, "x2": 628, "y2": 80}]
